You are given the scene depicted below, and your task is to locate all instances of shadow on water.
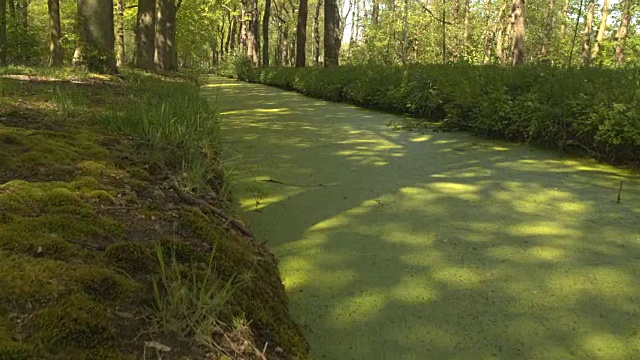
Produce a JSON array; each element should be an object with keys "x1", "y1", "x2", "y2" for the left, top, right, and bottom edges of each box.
[{"x1": 202, "y1": 76, "x2": 640, "y2": 360}]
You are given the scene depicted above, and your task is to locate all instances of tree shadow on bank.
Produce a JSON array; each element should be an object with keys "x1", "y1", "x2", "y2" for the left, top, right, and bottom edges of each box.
[{"x1": 203, "y1": 77, "x2": 640, "y2": 360}]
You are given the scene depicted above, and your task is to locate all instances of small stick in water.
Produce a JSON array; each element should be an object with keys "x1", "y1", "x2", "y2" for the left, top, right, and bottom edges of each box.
[{"x1": 617, "y1": 181, "x2": 623, "y2": 204}]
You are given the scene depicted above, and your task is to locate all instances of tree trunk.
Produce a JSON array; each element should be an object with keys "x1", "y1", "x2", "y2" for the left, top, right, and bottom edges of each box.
[
  {"x1": 0, "y1": 0, "x2": 5, "y2": 66},
  {"x1": 134, "y1": 0, "x2": 155, "y2": 70},
  {"x1": 76, "y1": 0, "x2": 117, "y2": 73},
  {"x1": 462, "y1": 0, "x2": 470, "y2": 56},
  {"x1": 372, "y1": 0, "x2": 379, "y2": 25},
  {"x1": 323, "y1": 0, "x2": 340, "y2": 66},
  {"x1": 244, "y1": 0, "x2": 260, "y2": 65},
  {"x1": 296, "y1": 0, "x2": 308, "y2": 67},
  {"x1": 165, "y1": 0, "x2": 178, "y2": 71},
  {"x1": 482, "y1": 0, "x2": 491, "y2": 64},
  {"x1": 263, "y1": 0, "x2": 271, "y2": 66},
  {"x1": 401, "y1": 0, "x2": 408, "y2": 64},
  {"x1": 614, "y1": 0, "x2": 631, "y2": 65},
  {"x1": 511, "y1": 0, "x2": 524, "y2": 65},
  {"x1": 541, "y1": 0, "x2": 554, "y2": 57},
  {"x1": 313, "y1": 0, "x2": 322, "y2": 65},
  {"x1": 48, "y1": 0, "x2": 63, "y2": 66},
  {"x1": 282, "y1": 24, "x2": 289, "y2": 66},
  {"x1": 559, "y1": 0, "x2": 569, "y2": 35},
  {"x1": 591, "y1": 0, "x2": 608, "y2": 60},
  {"x1": 580, "y1": 0, "x2": 594, "y2": 66},
  {"x1": 230, "y1": 15, "x2": 237, "y2": 52},
  {"x1": 116, "y1": 0, "x2": 125, "y2": 67},
  {"x1": 154, "y1": 0, "x2": 168, "y2": 70}
]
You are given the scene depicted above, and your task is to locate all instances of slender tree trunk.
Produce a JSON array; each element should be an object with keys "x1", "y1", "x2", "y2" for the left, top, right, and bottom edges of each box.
[
  {"x1": 48, "y1": 0, "x2": 63, "y2": 66},
  {"x1": 462, "y1": 0, "x2": 470, "y2": 57},
  {"x1": 116, "y1": 0, "x2": 125, "y2": 67},
  {"x1": 324, "y1": 0, "x2": 340, "y2": 66},
  {"x1": 283, "y1": 24, "x2": 289, "y2": 66},
  {"x1": 541, "y1": 0, "x2": 554, "y2": 57},
  {"x1": 230, "y1": 15, "x2": 237, "y2": 52},
  {"x1": 135, "y1": 0, "x2": 155, "y2": 70},
  {"x1": 580, "y1": 0, "x2": 594, "y2": 66},
  {"x1": 313, "y1": 0, "x2": 322, "y2": 65},
  {"x1": 560, "y1": 0, "x2": 569, "y2": 35},
  {"x1": 296, "y1": 0, "x2": 308, "y2": 67},
  {"x1": 591, "y1": 0, "x2": 608, "y2": 60},
  {"x1": 0, "y1": 0, "x2": 5, "y2": 66},
  {"x1": 511, "y1": 0, "x2": 524, "y2": 65},
  {"x1": 263, "y1": 0, "x2": 271, "y2": 66},
  {"x1": 76, "y1": 0, "x2": 117, "y2": 73},
  {"x1": 441, "y1": 0, "x2": 446, "y2": 63},
  {"x1": 372, "y1": 0, "x2": 379, "y2": 25},
  {"x1": 401, "y1": 0, "x2": 409, "y2": 64},
  {"x1": 482, "y1": 0, "x2": 492, "y2": 64},
  {"x1": 614, "y1": 0, "x2": 631, "y2": 65}
]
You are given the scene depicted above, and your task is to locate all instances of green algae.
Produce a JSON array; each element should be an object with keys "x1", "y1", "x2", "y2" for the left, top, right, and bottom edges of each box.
[{"x1": 209, "y1": 76, "x2": 640, "y2": 360}]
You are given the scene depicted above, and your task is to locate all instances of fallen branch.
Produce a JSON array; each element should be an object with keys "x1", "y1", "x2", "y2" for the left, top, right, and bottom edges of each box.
[{"x1": 169, "y1": 182, "x2": 255, "y2": 241}]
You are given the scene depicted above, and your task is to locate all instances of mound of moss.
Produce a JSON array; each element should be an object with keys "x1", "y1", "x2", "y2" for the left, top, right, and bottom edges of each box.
[{"x1": 0, "y1": 75, "x2": 309, "y2": 359}]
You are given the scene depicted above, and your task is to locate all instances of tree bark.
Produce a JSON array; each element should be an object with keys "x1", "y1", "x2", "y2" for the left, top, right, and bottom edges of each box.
[
  {"x1": 541, "y1": 0, "x2": 554, "y2": 57},
  {"x1": 296, "y1": 0, "x2": 308, "y2": 67},
  {"x1": 154, "y1": 0, "x2": 168, "y2": 70},
  {"x1": 580, "y1": 0, "x2": 594, "y2": 66},
  {"x1": 462, "y1": 0, "x2": 470, "y2": 56},
  {"x1": 591, "y1": 0, "x2": 608, "y2": 60},
  {"x1": 372, "y1": 0, "x2": 379, "y2": 25},
  {"x1": 48, "y1": 0, "x2": 63, "y2": 66},
  {"x1": 76, "y1": 0, "x2": 117, "y2": 73},
  {"x1": 482, "y1": 0, "x2": 491, "y2": 64},
  {"x1": 614, "y1": 0, "x2": 631, "y2": 65},
  {"x1": 244, "y1": 0, "x2": 260, "y2": 65},
  {"x1": 165, "y1": 0, "x2": 178, "y2": 71},
  {"x1": 116, "y1": 0, "x2": 125, "y2": 67},
  {"x1": 263, "y1": 0, "x2": 271, "y2": 66},
  {"x1": 511, "y1": 0, "x2": 524, "y2": 65},
  {"x1": 0, "y1": 0, "x2": 5, "y2": 66},
  {"x1": 560, "y1": 0, "x2": 569, "y2": 35},
  {"x1": 323, "y1": 0, "x2": 340, "y2": 66},
  {"x1": 135, "y1": 0, "x2": 155, "y2": 70},
  {"x1": 313, "y1": 0, "x2": 322, "y2": 65},
  {"x1": 230, "y1": 15, "x2": 237, "y2": 52},
  {"x1": 401, "y1": 0, "x2": 409, "y2": 64}
]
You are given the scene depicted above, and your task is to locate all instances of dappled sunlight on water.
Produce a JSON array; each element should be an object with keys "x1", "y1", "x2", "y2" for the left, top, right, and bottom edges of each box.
[{"x1": 205, "y1": 76, "x2": 640, "y2": 359}]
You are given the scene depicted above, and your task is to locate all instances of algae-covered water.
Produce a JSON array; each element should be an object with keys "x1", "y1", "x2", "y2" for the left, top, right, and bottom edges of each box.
[{"x1": 203, "y1": 77, "x2": 640, "y2": 360}]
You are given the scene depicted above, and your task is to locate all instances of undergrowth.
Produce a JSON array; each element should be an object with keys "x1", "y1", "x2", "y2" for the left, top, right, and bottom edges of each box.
[{"x1": 225, "y1": 63, "x2": 640, "y2": 165}]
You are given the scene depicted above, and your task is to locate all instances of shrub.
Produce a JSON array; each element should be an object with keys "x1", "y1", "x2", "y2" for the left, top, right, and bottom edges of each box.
[{"x1": 226, "y1": 64, "x2": 640, "y2": 164}]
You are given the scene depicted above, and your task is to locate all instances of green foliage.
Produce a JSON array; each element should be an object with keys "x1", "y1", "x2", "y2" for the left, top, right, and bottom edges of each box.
[{"x1": 236, "y1": 64, "x2": 640, "y2": 164}]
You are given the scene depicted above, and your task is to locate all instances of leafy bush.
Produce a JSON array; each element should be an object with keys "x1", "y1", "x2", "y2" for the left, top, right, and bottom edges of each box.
[{"x1": 228, "y1": 64, "x2": 640, "y2": 164}]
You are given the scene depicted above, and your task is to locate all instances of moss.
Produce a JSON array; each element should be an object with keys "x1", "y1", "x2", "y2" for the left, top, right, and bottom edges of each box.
[
  {"x1": 127, "y1": 167, "x2": 151, "y2": 181},
  {"x1": 31, "y1": 294, "x2": 117, "y2": 349},
  {"x1": 104, "y1": 241, "x2": 155, "y2": 274},
  {"x1": 1, "y1": 72, "x2": 310, "y2": 359},
  {"x1": 0, "y1": 342, "x2": 34, "y2": 360},
  {"x1": 74, "y1": 266, "x2": 142, "y2": 302}
]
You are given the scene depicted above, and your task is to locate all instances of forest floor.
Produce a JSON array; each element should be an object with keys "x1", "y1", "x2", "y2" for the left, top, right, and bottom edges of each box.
[
  {"x1": 0, "y1": 70, "x2": 308, "y2": 360},
  {"x1": 206, "y1": 76, "x2": 640, "y2": 359}
]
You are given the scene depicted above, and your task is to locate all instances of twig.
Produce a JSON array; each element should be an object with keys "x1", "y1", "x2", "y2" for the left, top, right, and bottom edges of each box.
[
  {"x1": 169, "y1": 183, "x2": 255, "y2": 241},
  {"x1": 617, "y1": 180, "x2": 623, "y2": 203}
]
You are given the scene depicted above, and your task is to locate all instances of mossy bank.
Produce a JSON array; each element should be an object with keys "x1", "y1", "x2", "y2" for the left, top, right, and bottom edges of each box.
[{"x1": 0, "y1": 69, "x2": 309, "y2": 359}]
